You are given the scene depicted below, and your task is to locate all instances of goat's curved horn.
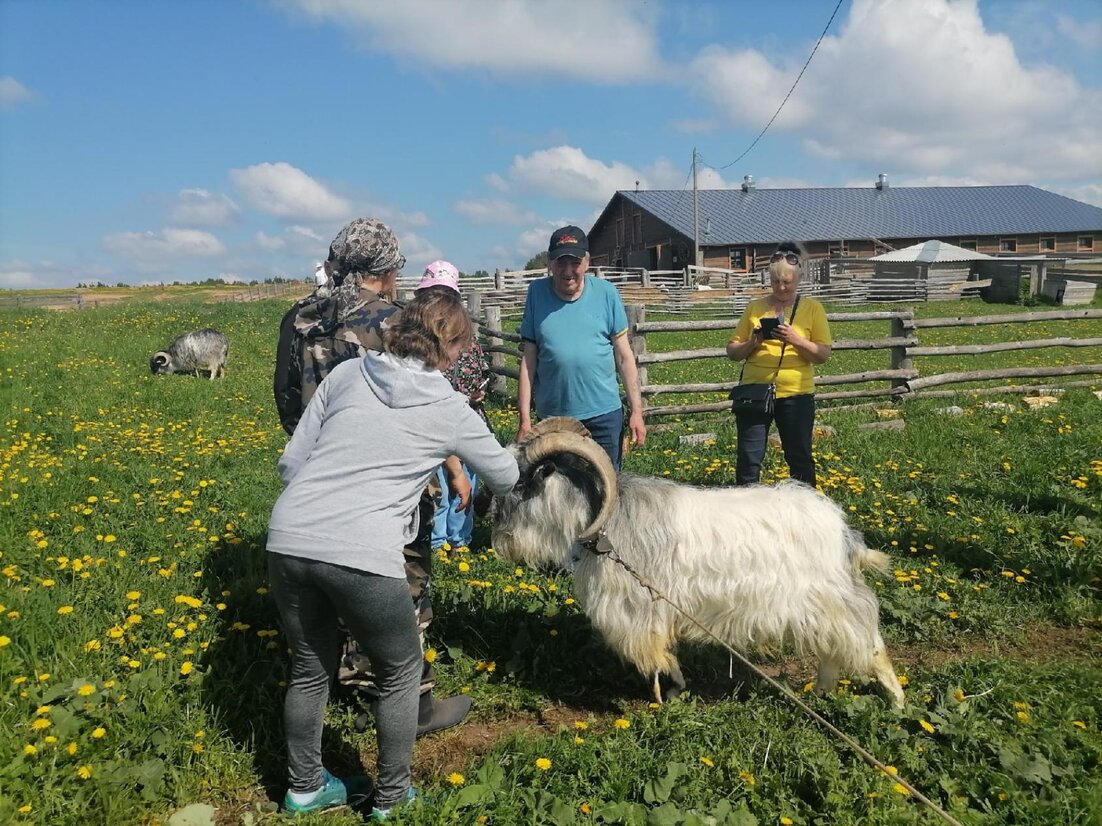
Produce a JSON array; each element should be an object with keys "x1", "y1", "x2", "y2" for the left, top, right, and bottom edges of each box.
[
  {"x1": 524, "y1": 426, "x2": 618, "y2": 541},
  {"x1": 518, "y1": 416, "x2": 591, "y2": 447}
]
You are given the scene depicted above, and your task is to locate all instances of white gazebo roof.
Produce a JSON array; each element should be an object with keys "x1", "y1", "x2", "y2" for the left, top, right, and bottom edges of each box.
[{"x1": 869, "y1": 240, "x2": 995, "y2": 263}]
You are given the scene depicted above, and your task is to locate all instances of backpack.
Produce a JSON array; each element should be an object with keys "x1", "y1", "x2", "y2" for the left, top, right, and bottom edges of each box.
[{"x1": 273, "y1": 279, "x2": 399, "y2": 435}]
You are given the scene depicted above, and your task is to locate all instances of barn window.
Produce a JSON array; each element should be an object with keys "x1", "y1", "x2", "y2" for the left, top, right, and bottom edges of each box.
[
  {"x1": 999, "y1": 238, "x2": 1018, "y2": 253},
  {"x1": 1040, "y1": 237, "x2": 1056, "y2": 252},
  {"x1": 615, "y1": 218, "x2": 624, "y2": 246},
  {"x1": 1079, "y1": 236, "x2": 1095, "y2": 251},
  {"x1": 959, "y1": 239, "x2": 977, "y2": 250},
  {"x1": 633, "y1": 214, "x2": 642, "y2": 244},
  {"x1": 729, "y1": 247, "x2": 748, "y2": 271}
]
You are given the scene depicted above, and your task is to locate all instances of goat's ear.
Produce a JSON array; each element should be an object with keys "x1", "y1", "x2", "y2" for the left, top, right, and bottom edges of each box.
[{"x1": 523, "y1": 459, "x2": 557, "y2": 496}]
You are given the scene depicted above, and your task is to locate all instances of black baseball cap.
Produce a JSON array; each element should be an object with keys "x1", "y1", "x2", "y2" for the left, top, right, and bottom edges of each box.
[{"x1": 548, "y1": 225, "x2": 589, "y2": 260}]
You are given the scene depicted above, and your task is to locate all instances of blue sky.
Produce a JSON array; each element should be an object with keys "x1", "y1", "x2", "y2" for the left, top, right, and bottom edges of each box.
[{"x1": 1, "y1": 0, "x2": 1100, "y2": 288}]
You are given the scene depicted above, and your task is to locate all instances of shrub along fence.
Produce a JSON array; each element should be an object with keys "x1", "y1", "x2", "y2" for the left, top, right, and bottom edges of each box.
[{"x1": 479, "y1": 304, "x2": 1102, "y2": 420}]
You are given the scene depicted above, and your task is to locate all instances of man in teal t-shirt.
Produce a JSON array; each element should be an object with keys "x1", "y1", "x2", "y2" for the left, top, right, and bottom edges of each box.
[{"x1": 517, "y1": 225, "x2": 646, "y2": 470}]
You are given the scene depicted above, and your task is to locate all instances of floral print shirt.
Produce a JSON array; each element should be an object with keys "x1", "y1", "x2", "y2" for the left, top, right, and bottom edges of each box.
[{"x1": 445, "y1": 339, "x2": 489, "y2": 425}]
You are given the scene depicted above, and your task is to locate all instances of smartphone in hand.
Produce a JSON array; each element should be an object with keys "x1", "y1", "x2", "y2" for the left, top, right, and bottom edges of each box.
[{"x1": 759, "y1": 317, "x2": 781, "y2": 339}]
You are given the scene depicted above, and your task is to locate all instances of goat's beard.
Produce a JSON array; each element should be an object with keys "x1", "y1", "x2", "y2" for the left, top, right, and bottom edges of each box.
[{"x1": 490, "y1": 476, "x2": 591, "y2": 568}]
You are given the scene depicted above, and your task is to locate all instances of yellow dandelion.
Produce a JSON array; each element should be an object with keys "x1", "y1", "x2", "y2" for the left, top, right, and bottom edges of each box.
[
  {"x1": 0, "y1": 635, "x2": 11, "y2": 647},
  {"x1": 574, "y1": 720, "x2": 589, "y2": 730},
  {"x1": 424, "y1": 648, "x2": 437, "y2": 664},
  {"x1": 920, "y1": 720, "x2": 936, "y2": 734},
  {"x1": 739, "y1": 770, "x2": 756, "y2": 785},
  {"x1": 30, "y1": 718, "x2": 51, "y2": 731},
  {"x1": 91, "y1": 727, "x2": 106, "y2": 739},
  {"x1": 180, "y1": 661, "x2": 194, "y2": 676},
  {"x1": 23, "y1": 744, "x2": 37, "y2": 756},
  {"x1": 58, "y1": 605, "x2": 74, "y2": 615},
  {"x1": 700, "y1": 756, "x2": 714, "y2": 767},
  {"x1": 535, "y1": 757, "x2": 552, "y2": 771},
  {"x1": 1016, "y1": 711, "x2": 1029, "y2": 724},
  {"x1": 781, "y1": 819, "x2": 794, "y2": 826},
  {"x1": 77, "y1": 683, "x2": 96, "y2": 696},
  {"x1": 67, "y1": 742, "x2": 77, "y2": 755},
  {"x1": 574, "y1": 736, "x2": 585, "y2": 744},
  {"x1": 457, "y1": 561, "x2": 470, "y2": 573},
  {"x1": 1072, "y1": 720, "x2": 1087, "y2": 730},
  {"x1": 126, "y1": 591, "x2": 141, "y2": 600},
  {"x1": 76, "y1": 765, "x2": 93, "y2": 780},
  {"x1": 893, "y1": 783, "x2": 911, "y2": 796},
  {"x1": 580, "y1": 803, "x2": 592, "y2": 815},
  {"x1": 613, "y1": 718, "x2": 631, "y2": 729},
  {"x1": 447, "y1": 772, "x2": 465, "y2": 785}
]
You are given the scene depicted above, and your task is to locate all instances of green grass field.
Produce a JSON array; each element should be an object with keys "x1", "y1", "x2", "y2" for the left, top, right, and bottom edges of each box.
[{"x1": 0, "y1": 296, "x2": 1099, "y2": 825}]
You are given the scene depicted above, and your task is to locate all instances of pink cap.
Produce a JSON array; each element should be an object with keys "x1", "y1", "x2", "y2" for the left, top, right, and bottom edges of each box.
[{"x1": 415, "y1": 260, "x2": 461, "y2": 293}]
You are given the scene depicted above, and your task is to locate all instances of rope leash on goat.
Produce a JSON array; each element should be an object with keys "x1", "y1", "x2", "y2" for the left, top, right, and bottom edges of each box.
[{"x1": 589, "y1": 534, "x2": 965, "y2": 826}]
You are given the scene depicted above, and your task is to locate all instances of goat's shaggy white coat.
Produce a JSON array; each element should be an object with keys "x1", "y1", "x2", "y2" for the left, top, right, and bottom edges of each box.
[{"x1": 493, "y1": 472, "x2": 903, "y2": 705}]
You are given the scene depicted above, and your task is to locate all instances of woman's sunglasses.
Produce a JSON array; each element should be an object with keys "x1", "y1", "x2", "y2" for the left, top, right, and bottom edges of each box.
[{"x1": 770, "y1": 251, "x2": 800, "y2": 265}]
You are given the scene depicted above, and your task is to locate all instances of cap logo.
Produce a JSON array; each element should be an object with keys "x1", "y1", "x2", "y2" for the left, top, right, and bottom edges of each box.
[{"x1": 558, "y1": 235, "x2": 578, "y2": 245}]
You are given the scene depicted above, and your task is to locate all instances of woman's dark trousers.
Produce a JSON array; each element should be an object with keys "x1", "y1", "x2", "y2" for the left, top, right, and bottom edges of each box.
[{"x1": 735, "y1": 393, "x2": 817, "y2": 486}]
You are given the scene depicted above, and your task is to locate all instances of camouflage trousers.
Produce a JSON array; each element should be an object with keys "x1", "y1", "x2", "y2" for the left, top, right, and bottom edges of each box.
[{"x1": 336, "y1": 486, "x2": 437, "y2": 699}]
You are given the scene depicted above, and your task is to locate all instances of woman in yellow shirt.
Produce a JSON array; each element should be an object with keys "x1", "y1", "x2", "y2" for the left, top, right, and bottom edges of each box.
[{"x1": 726, "y1": 241, "x2": 832, "y2": 486}]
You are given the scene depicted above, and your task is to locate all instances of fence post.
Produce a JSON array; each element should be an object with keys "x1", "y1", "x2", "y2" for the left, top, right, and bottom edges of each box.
[
  {"x1": 494, "y1": 269, "x2": 504, "y2": 290},
  {"x1": 890, "y1": 307, "x2": 916, "y2": 394},
  {"x1": 626, "y1": 304, "x2": 647, "y2": 415},
  {"x1": 468, "y1": 290, "x2": 482, "y2": 331},
  {"x1": 485, "y1": 305, "x2": 507, "y2": 395}
]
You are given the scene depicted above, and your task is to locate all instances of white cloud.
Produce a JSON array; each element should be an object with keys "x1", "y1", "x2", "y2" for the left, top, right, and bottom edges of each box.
[
  {"x1": 454, "y1": 198, "x2": 538, "y2": 226},
  {"x1": 288, "y1": 225, "x2": 324, "y2": 242},
  {"x1": 217, "y1": 272, "x2": 246, "y2": 283},
  {"x1": 229, "y1": 162, "x2": 351, "y2": 221},
  {"x1": 280, "y1": 0, "x2": 663, "y2": 82},
  {"x1": 255, "y1": 231, "x2": 286, "y2": 250},
  {"x1": 485, "y1": 173, "x2": 509, "y2": 193},
  {"x1": 103, "y1": 228, "x2": 226, "y2": 270},
  {"x1": 504, "y1": 146, "x2": 734, "y2": 203},
  {"x1": 0, "y1": 263, "x2": 44, "y2": 289},
  {"x1": 395, "y1": 231, "x2": 443, "y2": 274},
  {"x1": 0, "y1": 76, "x2": 35, "y2": 108},
  {"x1": 1056, "y1": 14, "x2": 1102, "y2": 49},
  {"x1": 169, "y1": 188, "x2": 240, "y2": 226},
  {"x1": 688, "y1": 0, "x2": 1102, "y2": 185}
]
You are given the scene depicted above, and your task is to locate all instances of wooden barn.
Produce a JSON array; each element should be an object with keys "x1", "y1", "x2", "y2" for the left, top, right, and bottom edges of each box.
[{"x1": 588, "y1": 178, "x2": 1102, "y2": 270}]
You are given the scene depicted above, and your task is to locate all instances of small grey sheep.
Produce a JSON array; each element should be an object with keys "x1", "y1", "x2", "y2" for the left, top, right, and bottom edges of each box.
[{"x1": 150, "y1": 328, "x2": 229, "y2": 380}]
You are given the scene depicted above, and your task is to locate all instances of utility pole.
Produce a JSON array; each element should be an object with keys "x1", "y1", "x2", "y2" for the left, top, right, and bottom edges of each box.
[{"x1": 692, "y1": 147, "x2": 701, "y2": 268}]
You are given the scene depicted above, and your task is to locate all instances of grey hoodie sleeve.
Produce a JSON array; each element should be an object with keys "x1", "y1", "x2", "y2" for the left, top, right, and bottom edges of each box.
[
  {"x1": 450, "y1": 405, "x2": 519, "y2": 494},
  {"x1": 277, "y1": 375, "x2": 330, "y2": 486}
]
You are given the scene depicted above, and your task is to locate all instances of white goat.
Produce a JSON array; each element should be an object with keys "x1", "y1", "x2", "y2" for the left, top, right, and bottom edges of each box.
[
  {"x1": 150, "y1": 328, "x2": 229, "y2": 379},
  {"x1": 491, "y1": 418, "x2": 904, "y2": 706}
]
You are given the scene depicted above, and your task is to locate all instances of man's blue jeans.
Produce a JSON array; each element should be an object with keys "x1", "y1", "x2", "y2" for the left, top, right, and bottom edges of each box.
[
  {"x1": 735, "y1": 393, "x2": 816, "y2": 486},
  {"x1": 578, "y1": 408, "x2": 624, "y2": 472}
]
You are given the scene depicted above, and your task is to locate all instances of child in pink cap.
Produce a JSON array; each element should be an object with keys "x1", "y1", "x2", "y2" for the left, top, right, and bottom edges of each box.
[{"x1": 415, "y1": 262, "x2": 490, "y2": 552}]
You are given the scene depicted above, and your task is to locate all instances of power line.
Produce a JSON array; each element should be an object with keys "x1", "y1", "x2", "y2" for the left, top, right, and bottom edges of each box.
[{"x1": 704, "y1": 0, "x2": 844, "y2": 172}]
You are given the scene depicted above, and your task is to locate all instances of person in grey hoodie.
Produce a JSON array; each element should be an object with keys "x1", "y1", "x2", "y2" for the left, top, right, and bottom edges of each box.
[{"x1": 267, "y1": 289, "x2": 520, "y2": 817}]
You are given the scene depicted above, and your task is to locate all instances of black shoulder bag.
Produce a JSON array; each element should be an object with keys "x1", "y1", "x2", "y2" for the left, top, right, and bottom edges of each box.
[{"x1": 728, "y1": 296, "x2": 800, "y2": 416}]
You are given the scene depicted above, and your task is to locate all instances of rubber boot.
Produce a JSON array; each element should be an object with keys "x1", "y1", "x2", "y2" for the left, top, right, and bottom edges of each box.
[{"x1": 416, "y1": 691, "x2": 472, "y2": 737}]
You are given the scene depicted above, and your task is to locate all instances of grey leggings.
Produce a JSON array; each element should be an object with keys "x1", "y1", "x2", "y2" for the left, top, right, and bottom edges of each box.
[{"x1": 268, "y1": 552, "x2": 421, "y2": 807}]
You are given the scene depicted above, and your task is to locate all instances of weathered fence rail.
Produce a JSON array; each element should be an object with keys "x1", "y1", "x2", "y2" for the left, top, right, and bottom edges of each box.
[{"x1": 480, "y1": 304, "x2": 1102, "y2": 420}]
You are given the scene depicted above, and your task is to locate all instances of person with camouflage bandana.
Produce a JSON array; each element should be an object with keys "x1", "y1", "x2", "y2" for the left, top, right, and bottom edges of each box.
[{"x1": 273, "y1": 217, "x2": 474, "y2": 744}]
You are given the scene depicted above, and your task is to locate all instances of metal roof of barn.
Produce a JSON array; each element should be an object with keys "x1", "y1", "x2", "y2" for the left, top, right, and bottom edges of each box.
[
  {"x1": 869, "y1": 240, "x2": 994, "y2": 263},
  {"x1": 613, "y1": 185, "x2": 1102, "y2": 244}
]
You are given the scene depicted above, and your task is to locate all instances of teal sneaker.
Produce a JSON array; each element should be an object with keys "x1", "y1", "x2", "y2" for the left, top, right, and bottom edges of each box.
[
  {"x1": 369, "y1": 787, "x2": 419, "y2": 821},
  {"x1": 282, "y1": 768, "x2": 374, "y2": 815}
]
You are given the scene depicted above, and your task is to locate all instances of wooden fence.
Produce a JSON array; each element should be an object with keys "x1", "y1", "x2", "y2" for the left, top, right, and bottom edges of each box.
[
  {"x1": 481, "y1": 305, "x2": 1102, "y2": 420},
  {"x1": 0, "y1": 292, "x2": 86, "y2": 309}
]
